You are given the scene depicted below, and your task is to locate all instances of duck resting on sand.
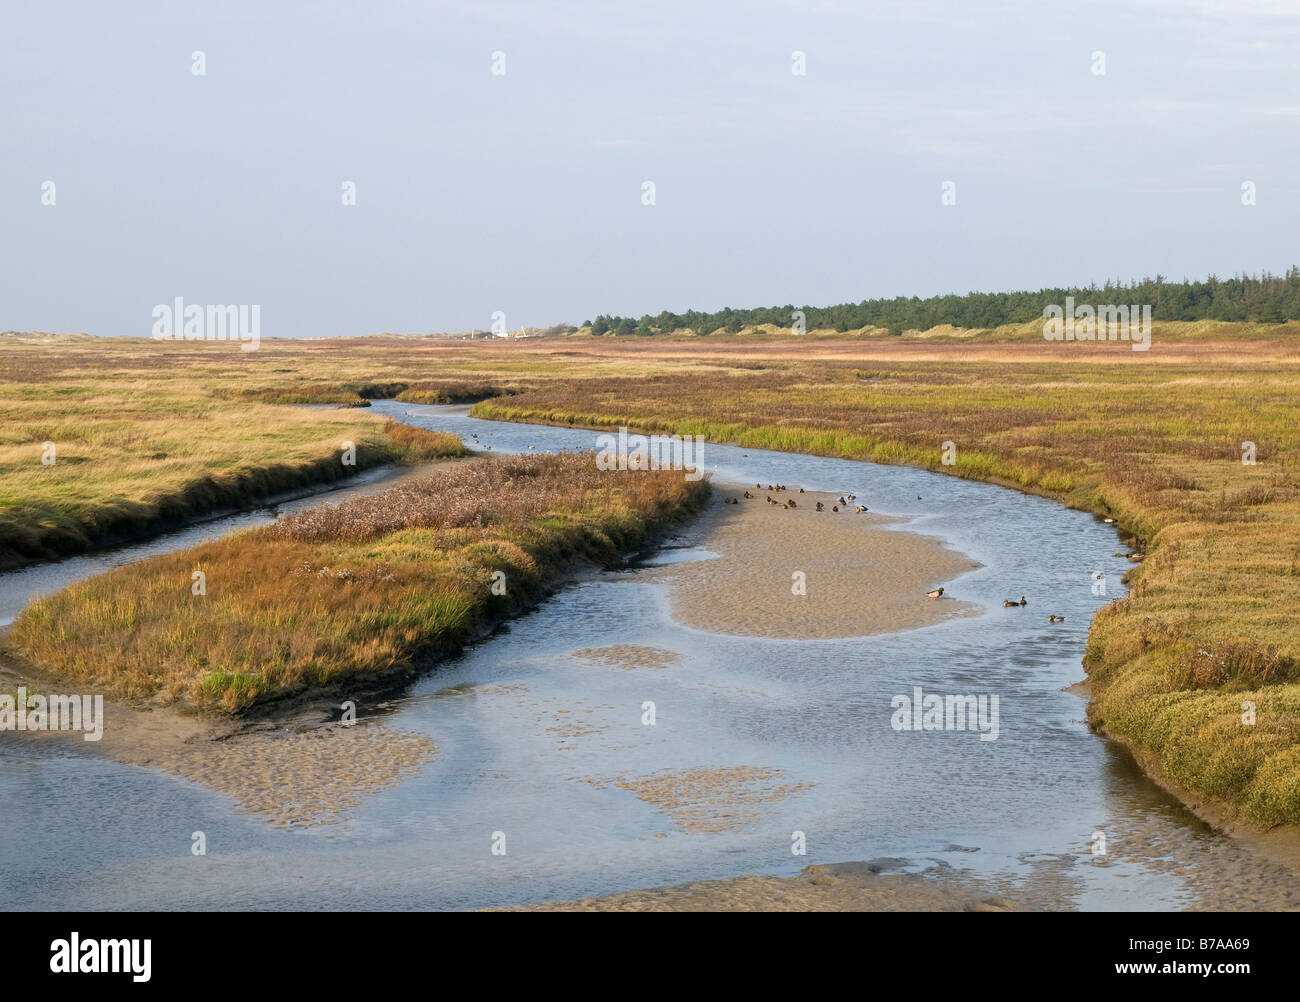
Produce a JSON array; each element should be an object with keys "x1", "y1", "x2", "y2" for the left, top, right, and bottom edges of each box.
[
  {"x1": 927, "y1": 587, "x2": 944, "y2": 599},
  {"x1": 854, "y1": 505, "x2": 868, "y2": 513}
]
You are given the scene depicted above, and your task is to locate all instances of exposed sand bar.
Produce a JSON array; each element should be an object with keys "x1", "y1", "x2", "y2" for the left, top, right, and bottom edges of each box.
[
  {"x1": 0, "y1": 650, "x2": 435, "y2": 830},
  {"x1": 658, "y1": 486, "x2": 979, "y2": 638}
]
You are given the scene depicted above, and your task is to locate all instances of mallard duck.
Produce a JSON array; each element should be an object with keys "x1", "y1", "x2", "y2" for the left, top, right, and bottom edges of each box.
[
  {"x1": 743, "y1": 491, "x2": 754, "y2": 499},
  {"x1": 1048, "y1": 615, "x2": 1065, "y2": 622},
  {"x1": 927, "y1": 587, "x2": 944, "y2": 599},
  {"x1": 846, "y1": 494, "x2": 856, "y2": 502},
  {"x1": 815, "y1": 501, "x2": 824, "y2": 511},
  {"x1": 838, "y1": 496, "x2": 847, "y2": 505},
  {"x1": 1003, "y1": 596, "x2": 1027, "y2": 607},
  {"x1": 854, "y1": 505, "x2": 868, "y2": 513},
  {"x1": 799, "y1": 488, "x2": 805, "y2": 493},
  {"x1": 832, "y1": 505, "x2": 839, "y2": 512},
  {"x1": 767, "y1": 496, "x2": 777, "y2": 505},
  {"x1": 787, "y1": 499, "x2": 797, "y2": 508}
]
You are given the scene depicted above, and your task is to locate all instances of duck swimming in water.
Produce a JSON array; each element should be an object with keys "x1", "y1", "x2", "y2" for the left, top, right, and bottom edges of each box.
[{"x1": 1048, "y1": 615, "x2": 1065, "y2": 622}]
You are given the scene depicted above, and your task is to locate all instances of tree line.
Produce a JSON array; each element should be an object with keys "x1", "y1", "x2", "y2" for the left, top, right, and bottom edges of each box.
[{"x1": 580, "y1": 268, "x2": 1300, "y2": 336}]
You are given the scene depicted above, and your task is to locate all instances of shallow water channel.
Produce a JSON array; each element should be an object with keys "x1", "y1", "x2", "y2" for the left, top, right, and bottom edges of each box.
[{"x1": 2, "y1": 402, "x2": 1298, "y2": 911}]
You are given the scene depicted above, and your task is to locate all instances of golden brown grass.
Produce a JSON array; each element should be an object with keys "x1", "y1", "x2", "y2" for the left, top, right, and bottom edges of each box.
[
  {"x1": 0, "y1": 334, "x2": 467, "y2": 565},
  {"x1": 10, "y1": 452, "x2": 709, "y2": 712}
]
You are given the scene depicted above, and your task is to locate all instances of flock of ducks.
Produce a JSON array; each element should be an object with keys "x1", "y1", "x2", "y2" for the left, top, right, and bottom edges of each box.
[
  {"x1": 726, "y1": 483, "x2": 1067, "y2": 623},
  {"x1": 732, "y1": 484, "x2": 868, "y2": 514}
]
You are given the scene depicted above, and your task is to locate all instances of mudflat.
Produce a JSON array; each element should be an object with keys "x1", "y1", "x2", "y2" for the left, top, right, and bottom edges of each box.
[{"x1": 658, "y1": 486, "x2": 979, "y2": 639}]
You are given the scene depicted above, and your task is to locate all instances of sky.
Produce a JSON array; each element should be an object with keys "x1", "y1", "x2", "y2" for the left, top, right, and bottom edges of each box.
[{"x1": 3, "y1": 0, "x2": 1299, "y2": 337}]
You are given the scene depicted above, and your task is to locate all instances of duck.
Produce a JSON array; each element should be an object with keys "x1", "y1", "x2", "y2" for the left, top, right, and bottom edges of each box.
[
  {"x1": 799, "y1": 487, "x2": 805, "y2": 493},
  {"x1": 767, "y1": 496, "x2": 777, "y2": 505},
  {"x1": 838, "y1": 496, "x2": 847, "y2": 506},
  {"x1": 1003, "y1": 596, "x2": 1027, "y2": 607},
  {"x1": 927, "y1": 587, "x2": 944, "y2": 599},
  {"x1": 815, "y1": 501, "x2": 824, "y2": 511},
  {"x1": 743, "y1": 491, "x2": 754, "y2": 499},
  {"x1": 917, "y1": 495, "x2": 922, "y2": 500},
  {"x1": 1048, "y1": 615, "x2": 1065, "y2": 622},
  {"x1": 846, "y1": 494, "x2": 856, "y2": 502},
  {"x1": 854, "y1": 505, "x2": 868, "y2": 513},
  {"x1": 1103, "y1": 517, "x2": 1115, "y2": 524},
  {"x1": 787, "y1": 499, "x2": 797, "y2": 509},
  {"x1": 832, "y1": 505, "x2": 839, "y2": 512}
]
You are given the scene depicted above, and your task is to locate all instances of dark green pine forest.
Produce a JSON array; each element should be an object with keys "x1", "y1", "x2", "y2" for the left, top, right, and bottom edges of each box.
[{"x1": 582, "y1": 268, "x2": 1300, "y2": 336}]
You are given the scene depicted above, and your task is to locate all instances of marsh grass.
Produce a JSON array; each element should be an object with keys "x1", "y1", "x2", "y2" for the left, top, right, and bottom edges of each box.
[
  {"x1": 0, "y1": 355, "x2": 466, "y2": 566},
  {"x1": 11, "y1": 453, "x2": 708, "y2": 713}
]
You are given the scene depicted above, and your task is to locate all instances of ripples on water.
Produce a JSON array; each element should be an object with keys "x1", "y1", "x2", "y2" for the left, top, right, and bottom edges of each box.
[{"x1": 2, "y1": 402, "x2": 1298, "y2": 911}]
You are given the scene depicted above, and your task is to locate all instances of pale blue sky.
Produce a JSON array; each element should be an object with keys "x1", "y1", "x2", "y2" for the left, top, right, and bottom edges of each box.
[{"x1": 4, "y1": 0, "x2": 1298, "y2": 337}]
